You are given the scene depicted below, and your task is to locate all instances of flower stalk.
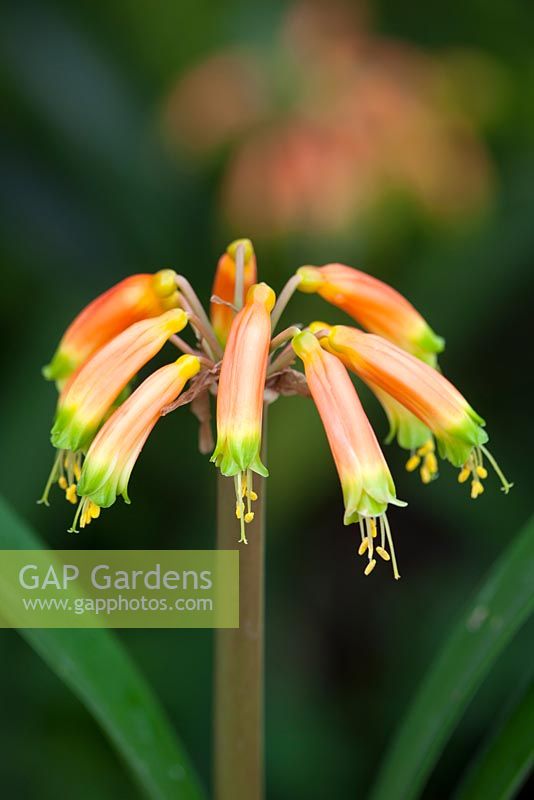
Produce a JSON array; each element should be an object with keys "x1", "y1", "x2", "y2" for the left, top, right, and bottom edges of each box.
[
  {"x1": 270, "y1": 273, "x2": 302, "y2": 331},
  {"x1": 214, "y1": 421, "x2": 266, "y2": 800}
]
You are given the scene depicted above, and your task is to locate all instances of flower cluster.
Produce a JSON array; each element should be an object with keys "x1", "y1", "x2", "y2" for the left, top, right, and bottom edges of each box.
[{"x1": 41, "y1": 240, "x2": 511, "y2": 577}]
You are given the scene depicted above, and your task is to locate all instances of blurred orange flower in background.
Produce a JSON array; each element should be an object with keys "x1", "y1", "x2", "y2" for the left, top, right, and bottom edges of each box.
[{"x1": 162, "y1": 0, "x2": 502, "y2": 237}]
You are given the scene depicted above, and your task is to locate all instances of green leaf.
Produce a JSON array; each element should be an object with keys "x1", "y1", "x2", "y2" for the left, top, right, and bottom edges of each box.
[
  {"x1": 454, "y1": 681, "x2": 534, "y2": 800},
  {"x1": 370, "y1": 514, "x2": 534, "y2": 800},
  {"x1": 0, "y1": 496, "x2": 205, "y2": 800}
]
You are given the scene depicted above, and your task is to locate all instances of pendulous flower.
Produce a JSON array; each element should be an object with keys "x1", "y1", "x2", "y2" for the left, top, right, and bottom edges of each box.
[
  {"x1": 43, "y1": 270, "x2": 180, "y2": 383},
  {"x1": 292, "y1": 330, "x2": 406, "y2": 578},
  {"x1": 321, "y1": 324, "x2": 512, "y2": 496},
  {"x1": 51, "y1": 309, "x2": 188, "y2": 453},
  {"x1": 308, "y1": 321, "x2": 432, "y2": 456},
  {"x1": 296, "y1": 263, "x2": 444, "y2": 364},
  {"x1": 72, "y1": 355, "x2": 200, "y2": 530},
  {"x1": 211, "y1": 282, "x2": 275, "y2": 542},
  {"x1": 210, "y1": 238, "x2": 257, "y2": 345}
]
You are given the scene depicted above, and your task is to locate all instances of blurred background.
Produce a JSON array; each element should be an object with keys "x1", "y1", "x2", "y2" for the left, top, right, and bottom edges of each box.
[{"x1": 1, "y1": 0, "x2": 533, "y2": 797}]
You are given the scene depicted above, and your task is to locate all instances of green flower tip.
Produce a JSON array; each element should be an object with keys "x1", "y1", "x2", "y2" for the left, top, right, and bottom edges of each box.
[
  {"x1": 211, "y1": 434, "x2": 268, "y2": 478},
  {"x1": 42, "y1": 350, "x2": 76, "y2": 382}
]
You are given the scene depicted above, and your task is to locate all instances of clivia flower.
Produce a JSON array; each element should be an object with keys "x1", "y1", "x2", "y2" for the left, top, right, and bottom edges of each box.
[
  {"x1": 296, "y1": 263, "x2": 444, "y2": 364},
  {"x1": 308, "y1": 321, "x2": 432, "y2": 456},
  {"x1": 43, "y1": 270, "x2": 180, "y2": 384},
  {"x1": 51, "y1": 309, "x2": 188, "y2": 453},
  {"x1": 40, "y1": 238, "x2": 511, "y2": 579},
  {"x1": 292, "y1": 330, "x2": 406, "y2": 578},
  {"x1": 319, "y1": 324, "x2": 512, "y2": 497},
  {"x1": 210, "y1": 239, "x2": 257, "y2": 345},
  {"x1": 211, "y1": 282, "x2": 275, "y2": 543},
  {"x1": 72, "y1": 355, "x2": 200, "y2": 531}
]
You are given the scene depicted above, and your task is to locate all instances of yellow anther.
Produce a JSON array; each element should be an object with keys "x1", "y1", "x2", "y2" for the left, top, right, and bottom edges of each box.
[
  {"x1": 425, "y1": 452, "x2": 438, "y2": 474},
  {"x1": 476, "y1": 465, "x2": 488, "y2": 479},
  {"x1": 370, "y1": 519, "x2": 377, "y2": 538},
  {"x1": 248, "y1": 490, "x2": 258, "y2": 501},
  {"x1": 417, "y1": 439, "x2": 434, "y2": 457},
  {"x1": 244, "y1": 511, "x2": 254, "y2": 524},
  {"x1": 89, "y1": 502, "x2": 101, "y2": 519},
  {"x1": 471, "y1": 480, "x2": 484, "y2": 499},
  {"x1": 235, "y1": 502, "x2": 243, "y2": 520},
  {"x1": 405, "y1": 455, "x2": 421, "y2": 472},
  {"x1": 458, "y1": 467, "x2": 471, "y2": 484},
  {"x1": 73, "y1": 462, "x2": 81, "y2": 481},
  {"x1": 376, "y1": 546, "x2": 391, "y2": 561},
  {"x1": 364, "y1": 559, "x2": 377, "y2": 576},
  {"x1": 80, "y1": 504, "x2": 91, "y2": 528},
  {"x1": 420, "y1": 466, "x2": 432, "y2": 484},
  {"x1": 358, "y1": 538, "x2": 369, "y2": 556},
  {"x1": 58, "y1": 476, "x2": 67, "y2": 490},
  {"x1": 65, "y1": 484, "x2": 78, "y2": 504}
]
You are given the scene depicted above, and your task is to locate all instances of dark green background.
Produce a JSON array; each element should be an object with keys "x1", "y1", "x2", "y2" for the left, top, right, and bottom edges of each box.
[{"x1": 1, "y1": 1, "x2": 532, "y2": 797}]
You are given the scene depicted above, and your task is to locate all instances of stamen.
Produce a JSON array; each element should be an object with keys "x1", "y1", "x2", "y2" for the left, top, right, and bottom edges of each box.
[
  {"x1": 458, "y1": 467, "x2": 471, "y2": 483},
  {"x1": 243, "y1": 469, "x2": 259, "y2": 518},
  {"x1": 65, "y1": 453, "x2": 74, "y2": 486},
  {"x1": 58, "y1": 476, "x2": 67, "y2": 490},
  {"x1": 365, "y1": 518, "x2": 374, "y2": 561},
  {"x1": 476, "y1": 465, "x2": 488, "y2": 479},
  {"x1": 420, "y1": 465, "x2": 432, "y2": 484},
  {"x1": 235, "y1": 473, "x2": 248, "y2": 544},
  {"x1": 370, "y1": 518, "x2": 377, "y2": 538},
  {"x1": 65, "y1": 484, "x2": 78, "y2": 504},
  {"x1": 80, "y1": 501, "x2": 93, "y2": 528},
  {"x1": 425, "y1": 452, "x2": 438, "y2": 475},
  {"x1": 405, "y1": 454, "x2": 420, "y2": 472},
  {"x1": 376, "y1": 546, "x2": 391, "y2": 561},
  {"x1": 358, "y1": 538, "x2": 369, "y2": 556},
  {"x1": 417, "y1": 439, "x2": 434, "y2": 457},
  {"x1": 470, "y1": 480, "x2": 484, "y2": 499},
  {"x1": 364, "y1": 559, "x2": 377, "y2": 576}
]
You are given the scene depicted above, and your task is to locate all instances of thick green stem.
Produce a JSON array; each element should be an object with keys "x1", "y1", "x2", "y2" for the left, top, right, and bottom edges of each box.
[{"x1": 214, "y1": 435, "x2": 266, "y2": 799}]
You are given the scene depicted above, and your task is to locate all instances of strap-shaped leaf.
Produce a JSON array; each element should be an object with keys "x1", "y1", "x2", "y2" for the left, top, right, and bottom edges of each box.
[
  {"x1": 370, "y1": 514, "x2": 534, "y2": 800},
  {"x1": 454, "y1": 681, "x2": 534, "y2": 800},
  {"x1": 0, "y1": 496, "x2": 205, "y2": 800}
]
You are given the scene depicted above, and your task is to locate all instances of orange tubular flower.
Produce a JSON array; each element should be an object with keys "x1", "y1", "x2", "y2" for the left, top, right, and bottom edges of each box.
[
  {"x1": 211, "y1": 282, "x2": 275, "y2": 543},
  {"x1": 51, "y1": 309, "x2": 188, "y2": 453},
  {"x1": 322, "y1": 324, "x2": 512, "y2": 497},
  {"x1": 292, "y1": 330, "x2": 406, "y2": 578},
  {"x1": 296, "y1": 263, "x2": 444, "y2": 364},
  {"x1": 72, "y1": 355, "x2": 200, "y2": 531},
  {"x1": 43, "y1": 270, "x2": 180, "y2": 383},
  {"x1": 210, "y1": 238, "x2": 257, "y2": 345},
  {"x1": 308, "y1": 321, "x2": 432, "y2": 455}
]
